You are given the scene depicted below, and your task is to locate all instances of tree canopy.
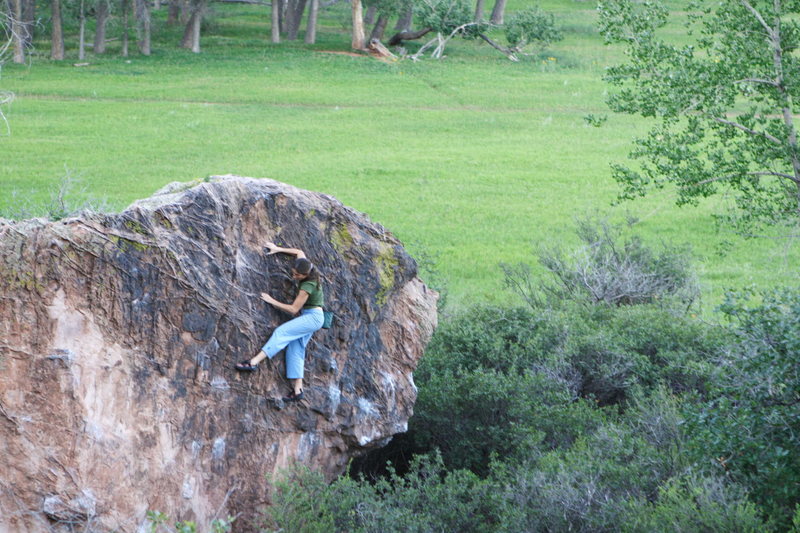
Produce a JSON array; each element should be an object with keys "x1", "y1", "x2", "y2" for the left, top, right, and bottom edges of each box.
[{"x1": 598, "y1": 0, "x2": 800, "y2": 235}]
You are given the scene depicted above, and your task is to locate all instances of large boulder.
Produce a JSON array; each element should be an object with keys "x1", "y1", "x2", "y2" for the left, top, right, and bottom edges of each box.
[{"x1": 0, "y1": 176, "x2": 438, "y2": 532}]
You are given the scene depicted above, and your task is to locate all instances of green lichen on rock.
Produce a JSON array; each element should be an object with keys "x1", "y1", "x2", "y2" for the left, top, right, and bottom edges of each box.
[
  {"x1": 110, "y1": 235, "x2": 149, "y2": 253},
  {"x1": 124, "y1": 219, "x2": 150, "y2": 236},
  {"x1": 331, "y1": 223, "x2": 355, "y2": 255},
  {"x1": 155, "y1": 213, "x2": 174, "y2": 230},
  {"x1": 375, "y1": 243, "x2": 399, "y2": 306},
  {"x1": 0, "y1": 264, "x2": 45, "y2": 293}
]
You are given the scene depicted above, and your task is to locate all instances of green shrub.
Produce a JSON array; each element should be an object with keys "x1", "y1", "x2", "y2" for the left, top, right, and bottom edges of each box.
[
  {"x1": 264, "y1": 454, "x2": 503, "y2": 533},
  {"x1": 504, "y1": 216, "x2": 699, "y2": 308},
  {"x1": 405, "y1": 300, "x2": 720, "y2": 475},
  {"x1": 262, "y1": 465, "x2": 338, "y2": 533},
  {"x1": 498, "y1": 422, "x2": 674, "y2": 532},
  {"x1": 685, "y1": 289, "x2": 800, "y2": 529},
  {"x1": 559, "y1": 304, "x2": 720, "y2": 403},
  {"x1": 622, "y1": 475, "x2": 767, "y2": 533},
  {"x1": 411, "y1": 366, "x2": 605, "y2": 474},
  {"x1": 146, "y1": 510, "x2": 234, "y2": 533},
  {"x1": 419, "y1": 305, "x2": 559, "y2": 378}
]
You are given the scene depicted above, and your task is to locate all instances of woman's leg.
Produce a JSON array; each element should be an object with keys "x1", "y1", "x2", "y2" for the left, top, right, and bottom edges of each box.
[
  {"x1": 285, "y1": 335, "x2": 313, "y2": 394},
  {"x1": 249, "y1": 350, "x2": 269, "y2": 366},
  {"x1": 245, "y1": 310, "x2": 322, "y2": 368}
]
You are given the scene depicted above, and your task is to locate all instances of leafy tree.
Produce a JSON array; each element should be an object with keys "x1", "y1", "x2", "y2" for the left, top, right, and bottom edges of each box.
[
  {"x1": 598, "y1": 0, "x2": 800, "y2": 234},
  {"x1": 503, "y1": 6, "x2": 562, "y2": 54},
  {"x1": 474, "y1": 5, "x2": 562, "y2": 61},
  {"x1": 409, "y1": 0, "x2": 486, "y2": 58}
]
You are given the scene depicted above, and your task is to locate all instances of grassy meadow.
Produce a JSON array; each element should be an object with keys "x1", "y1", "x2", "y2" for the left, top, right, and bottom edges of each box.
[{"x1": 1, "y1": 0, "x2": 797, "y2": 310}]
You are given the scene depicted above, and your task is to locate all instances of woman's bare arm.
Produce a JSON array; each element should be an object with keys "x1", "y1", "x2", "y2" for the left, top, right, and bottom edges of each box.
[
  {"x1": 264, "y1": 241, "x2": 306, "y2": 259},
  {"x1": 261, "y1": 290, "x2": 309, "y2": 315}
]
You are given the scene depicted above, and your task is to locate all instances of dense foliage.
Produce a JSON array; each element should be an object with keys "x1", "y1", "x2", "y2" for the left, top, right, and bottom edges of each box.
[
  {"x1": 598, "y1": 0, "x2": 800, "y2": 234},
  {"x1": 504, "y1": 7, "x2": 563, "y2": 54},
  {"x1": 264, "y1": 226, "x2": 799, "y2": 532}
]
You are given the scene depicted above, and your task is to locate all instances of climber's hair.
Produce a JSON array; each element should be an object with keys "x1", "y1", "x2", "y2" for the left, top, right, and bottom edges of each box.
[{"x1": 294, "y1": 257, "x2": 320, "y2": 283}]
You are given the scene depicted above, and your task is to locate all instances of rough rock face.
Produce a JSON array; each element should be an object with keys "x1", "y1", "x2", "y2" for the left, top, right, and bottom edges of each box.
[{"x1": 0, "y1": 176, "x2": 438, "y2": 532}]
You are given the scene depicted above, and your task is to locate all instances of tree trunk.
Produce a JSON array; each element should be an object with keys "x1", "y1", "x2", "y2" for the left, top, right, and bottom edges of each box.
[
  {"x1": 50, "y1": 0, "x2": 65, "y2": 59},
  {"x1": 167, "y1": 0, "x2": 178, "y2": 23},
  {"x1": 180, "y1": 0, "x2": 190, "y2": 24},
  {"x1": 135, "y1": 0, "x2": 151, "y2": 55},
  {"x1": 9, "y1": 0, "x2": 26, "y2": 63},
  {"x1": 167, "y1": 0, "x2": 179, "y2": 24},
  {"x1": 303, "y1": 0, "x2": 318, "y2": 44},
  {"x1": 22, "y1": 0, "x2": 35, "y2": 47},
  {"x1": 121, "y1": 0, "x2": 129, "y2": 57},
  {"x1": 78, "y1": 0, "x2": 86, "y2": 60},
  {"x1": 489, "y1": 0, "x2": 506, "y2": 24},
  {"x1": 271, "y1": 0, "x2": 280, "y2": 42},
  {"x1": 351, "y1": 0, "x2": 365, "y2": 50},
  {"x1": 285, "y1": 0, "x2": 306, "y2": 40},
  {"x1": 283, "y1": 0, "x2": 294, "y2": 38},
  {"x1": 394, "y1": 4, "x2": 412, "y2": 32},
  {"x1": 153, "y1": 0, "x2": 160, "y2": 9},
  {"x1": 369, "y1": 13, "x2": 388, "y2": 42},
  {"x1": 478, "y1": 33, "x2": 517, "y2": 60},
  {"x1": 474, "y1": 0, "x2": 485, "y2": 22},
  {"x1": 364, "y1": 4, "x2": 375, "y2": 26},
  {"x1": 181, "y1": 2, "x2": 203, "y2": 53},
  {"x1": 388, "y1": 27, "x2": 431, "y2": 46},
  {"x1": 278, "y1": 0, "x2": 287, "y2": 33},
  {"x1": 94, "y1": 0, "x2": 110, "y2": 53}
]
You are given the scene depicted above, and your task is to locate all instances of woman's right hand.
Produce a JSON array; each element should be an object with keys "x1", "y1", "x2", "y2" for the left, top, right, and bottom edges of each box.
[
  {"x1": 264, "y1": 241, "x2": 278, "y2": 255},
  {"x1": 261, "y1": 292, "x2": 277, "y2": 305}
]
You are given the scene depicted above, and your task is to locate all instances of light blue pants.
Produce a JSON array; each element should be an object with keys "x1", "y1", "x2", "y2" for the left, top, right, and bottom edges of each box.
[{"x1": 261, "y1": 308, "x2": 323, "y2": 379}]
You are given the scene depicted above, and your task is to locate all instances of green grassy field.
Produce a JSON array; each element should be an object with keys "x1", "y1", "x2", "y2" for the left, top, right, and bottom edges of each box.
[{"x1": 1, "y1": 1, "x2": 797, "y2": 310}]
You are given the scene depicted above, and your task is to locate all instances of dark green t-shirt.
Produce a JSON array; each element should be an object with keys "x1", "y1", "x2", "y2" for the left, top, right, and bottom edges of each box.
[{"x1": 300, "y1": 280, "x2": 324, "y2": 309}]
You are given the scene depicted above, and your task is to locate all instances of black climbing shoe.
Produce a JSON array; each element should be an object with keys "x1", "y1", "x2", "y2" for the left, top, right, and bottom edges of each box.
[
  {"x1": 234, "y1": 360, "x2": 258, "y2": 372},
  {"x1": 283, "y1": 390, "x2": 304, "y2": 402}
]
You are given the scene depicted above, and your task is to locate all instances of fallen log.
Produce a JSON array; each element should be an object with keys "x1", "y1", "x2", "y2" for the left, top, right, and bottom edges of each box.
[{"x1": 388, "y1": 27, "x2": 432, "y2": 46}]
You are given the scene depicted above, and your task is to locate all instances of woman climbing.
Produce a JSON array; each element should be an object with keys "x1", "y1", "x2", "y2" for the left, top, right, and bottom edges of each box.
[{"x1": 234, "y1": 242, "x2": 324, "y2": 402}]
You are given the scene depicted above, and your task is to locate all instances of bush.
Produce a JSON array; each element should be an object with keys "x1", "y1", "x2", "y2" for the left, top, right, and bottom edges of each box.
[
  {"x1": 397, "y1": 299, "x2": 722, "y2": 477},
  {"x1": 684, "y1": 289, "x2": 800, "y2": 528},
  {"x1": 418, "y1": 305, "x2": 560, "y2": 378},
  {"x1": 623, "y1": 475, "x2": 767, "y2": 533},
  {"x1": 498, "y1": 422, "x2": 677, "y2": 532},
  {"x1": 264, "y1": 454, "x2": 504, "y2": 533},
  {"x1": 504, "y1": 216, "x2": 699, "y2": 308},
  {"x1": 411, "y1": 366, "x2": 605, "y2": 474}
]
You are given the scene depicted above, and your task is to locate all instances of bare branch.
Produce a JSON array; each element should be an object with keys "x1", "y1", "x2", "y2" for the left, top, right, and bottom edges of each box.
[
  {"x1": 697, "y1": 170, "x2": 799, "y2": 186},
  {"x1": 478, "y1": 33, "x2": 519, "y2": 61},
  {"x1": 735, "y1": 77, "x2": 780, "y2": 87},
  {"x1": 712, "y1": 116, "x2": 783, "y2": 145},
  {"x1": 739, "y1": 0, "x2": 774, "y2": 36},
  {"x1": 749, "y1": 170, "x2": 799, "y2": 182}
]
